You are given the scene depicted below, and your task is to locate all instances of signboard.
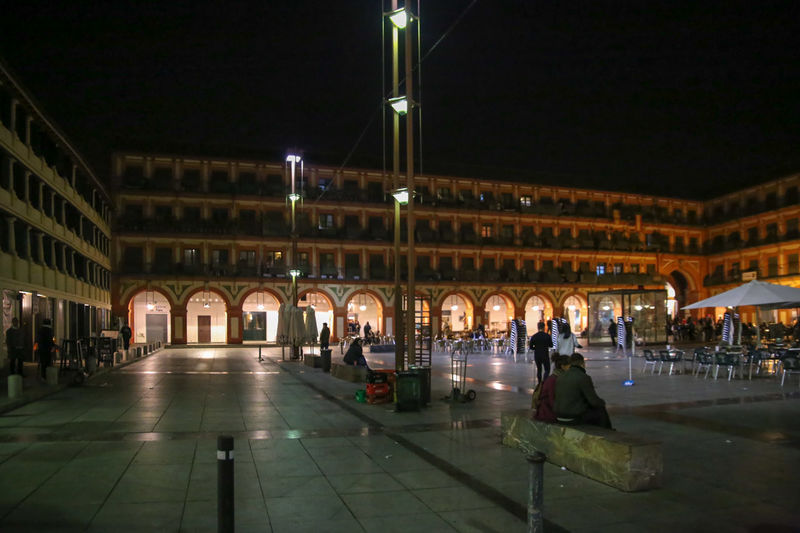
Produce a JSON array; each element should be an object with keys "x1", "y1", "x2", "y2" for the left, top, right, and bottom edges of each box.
[{"x1": 742, "y1": 271, "x2": 757, "y2": 281}]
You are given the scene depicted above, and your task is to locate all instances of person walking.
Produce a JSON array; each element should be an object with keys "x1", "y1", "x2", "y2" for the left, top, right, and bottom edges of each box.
[
  {"x1": 119, "y1": 321, "x2": 132, "y2": 350},
  {"x1": 36, "y1": 318, "x2": 55, "y2": 381},
  {"x1": 529, "y1": 321, "x2": 553, "y2": 384},
  {"x1": 319, "y1": 323, "x2": 330, "y2": 350},
  {"x1": 5, "y1": 317, "x2": 24, "y2": 375},
  {"x1": 556, "y1": 322, "x2": 580, "y2": 356}
]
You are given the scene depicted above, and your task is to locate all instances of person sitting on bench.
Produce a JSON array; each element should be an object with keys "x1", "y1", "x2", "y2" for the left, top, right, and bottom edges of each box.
[
  {"x1": 554, "y1": 353, "x2": 613, "y2": 429},
  {"x1": 343, "y1": 338, "x2": 370, "y2": 369}
]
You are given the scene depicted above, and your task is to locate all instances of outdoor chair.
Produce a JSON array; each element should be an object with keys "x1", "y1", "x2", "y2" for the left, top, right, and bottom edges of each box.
[
  {"x1": 642, "y1": 349, "x2": 658, "y2": 374},
  {"x1": 780, "y1": 356, "x2": 800, "y2": 387},
  {"x1": 714, "y1": 352, "x2": 741, "y2": 381},
  {"x1": 658, "y1": 350, "x2": 682, "y2": 375},
  {"x1": 695, "y1": 350, "x2": 714, "y2": 378}
]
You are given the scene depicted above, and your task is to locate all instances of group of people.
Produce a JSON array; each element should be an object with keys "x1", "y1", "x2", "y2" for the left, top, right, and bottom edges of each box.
[
  {"x1": 529, "y1": 320, "x2": 613, "y2": 429},
  {"x1": 4, "y1": 317, "x2": 56, "y2": 381}
]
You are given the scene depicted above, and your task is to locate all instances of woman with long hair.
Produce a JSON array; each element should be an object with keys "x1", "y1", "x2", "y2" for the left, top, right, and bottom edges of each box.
[{"x1": 556, "y1": 322, "x2": 580, "y2": 356}]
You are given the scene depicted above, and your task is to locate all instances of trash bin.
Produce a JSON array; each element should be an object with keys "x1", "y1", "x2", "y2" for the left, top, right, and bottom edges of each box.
[
  {"x1": 395, "y1": 370, "x2": 421, "y2": 412},
  {"x1": 410, "y1": 365, "x2": 431, "y2": 406},
  {"x1": 320, "y1": 349, "x2": 332, "y2": 373}
]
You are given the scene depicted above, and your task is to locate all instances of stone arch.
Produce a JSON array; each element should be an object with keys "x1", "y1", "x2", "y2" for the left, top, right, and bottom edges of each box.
[
  {"x1": 239, "y1": 288, "x2": 284, "y2": 342},
  {"x1": 558, "y1": 291, "x2": 588, "y2": 335},
  {"x1": 183, "y1": 286, "x2": 230, "y2": 343},
  {"x1": 236, "y1": 286, "x2": 285, "y2": 308},
  {"x1": 480, "y1": 291, "x2": 516, "y2": 335},
  {"x1": 521, "y1": 292, "x2": 556, "y2": 327},
  {"x1": 125, "y1": 287, "x2": 174, "y2": 345},
  {"x1": 438, "y1": 290, "x2": 476, "y2": 334}
]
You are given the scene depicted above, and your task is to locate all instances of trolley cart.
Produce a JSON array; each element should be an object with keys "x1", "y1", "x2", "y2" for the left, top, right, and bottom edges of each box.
[{"x1": 446, "y1": 350, "x2": 476, "y2": 402}]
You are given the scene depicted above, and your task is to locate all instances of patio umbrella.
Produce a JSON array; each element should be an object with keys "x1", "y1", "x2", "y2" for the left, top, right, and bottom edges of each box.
[
  {"x1": 683, "y1": 280, "x2": 800, "y2": 346},
  {"x1": 290, "y1": 305, "x2": 306, "y2": 347},
  {"x1": 276, "y1": 303, "x2": 287, "y2": 344},
  {"x1": 682, "y1": 280, "x2": 800, "y2": 310},
  {"x1": 305, "y1": 306, "x2": 318, "y2": 344}
]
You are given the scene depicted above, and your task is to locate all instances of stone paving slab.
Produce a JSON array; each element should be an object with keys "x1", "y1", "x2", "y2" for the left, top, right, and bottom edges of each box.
[{"x1": 0, "y1": 344, "x2": 798, "y2": 531}]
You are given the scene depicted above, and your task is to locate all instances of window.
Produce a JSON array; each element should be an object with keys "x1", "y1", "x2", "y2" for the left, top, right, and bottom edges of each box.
[
  {"x1": 320, "y1": 253, "x2": 336, "y2": 275},
  {"x1": 298, "y1": 252, "x2": 309, "y2": 268},
  {"x1": 520, "y1": 195, "x2": 532, "y2": 208},
  {"x1": 749, "y1": 259, "x2": 759, "y2": 272},
  {"x1": 437, "y1": 187, "x2": 452, "y2": 199},
  {"x1": 747, "y1": 227, "x2": 759, "y2": 243},
  {"x1": 613, "y1": 263, "x2": 623, "y2": 274},
  {"x1": 318, "y1": 214, "x2": 334, "y2": 229},
  {"x1": 265, "y1": 251, "x2": 283, "y2": 266},
  {"x1": 481, "y1": 224, "x2": 493, "y2": 238},
  {"x1": 596, "y1": 263, "x2": 606, "y2": 275},
  {"x1": 768, "y1": 257, "x2": 778, "y2": 277},
  {"x1": 318, "y1": 177, "x2": 332, "y2": 191},
  {"x1": 345, "y1": 253, "x2": 360, "y2": 278},
  {"x1": 461, "y1": 257, "x2": 475, "y2": 271},
  {"x1": 124, "y1": 204, "x2": 143, "y2": 219},
  {"x1": 240, "y1": 210, "x2": 256, "y2": 224},
  {"x1": 154, "y1": 247, "x2": 172, "y2": 264},
  {"x1": 646, "y1": 264, "x2": 655, "y2": 274},
  {"x1": 154, "y1": 205, "x2": 172, "y2": 220},
  {"x1": 183, "y1": 207, "x2": 201, "y2": 221},
  {"x1": 786, "y1": 218, "x2": 799, "y2": 237},
  {"x1": 211, "y1": 249, "x2": 228, "y2": 266},
  {"x1": 501, "y1": 192, "x2": 514, "y2": 208},
  {"x1": 183, "y1": 248, "x2": 200, "y2": 266},
  {"x1": 630, "y1": 264, "x2": 640, "y2": 274},
  {"x1": 238, "y1": 250, "x2": 256, "y2": 267},
  {"x1": 579, "y1": 261, "x2": 591, "y2": 273},
  {"x1": 789, "y1": 254, "x2": 799, "y2": 275},
  {"x1": 211, "y1": 208, "x2": 228, "y2": 222},
  {"x1": 439, "y1": 256, "x2": 454, "y2": 273},
  {"x1": 343, "y1": 179, "x2": 358, "y2": 191}
]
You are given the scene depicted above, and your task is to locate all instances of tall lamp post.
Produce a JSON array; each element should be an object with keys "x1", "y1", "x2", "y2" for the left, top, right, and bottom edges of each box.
[
  {"x1": 385, "y1": 1, "x2": 419, "y2": 369},
  {"x1": 287, "y1": 153, "x2": 302, "y2": 360}
]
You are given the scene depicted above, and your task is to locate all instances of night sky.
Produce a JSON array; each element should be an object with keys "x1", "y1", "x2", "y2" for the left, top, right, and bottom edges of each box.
[{"x1": 1, "y1": 0, "x2": 799, "y2": 199}]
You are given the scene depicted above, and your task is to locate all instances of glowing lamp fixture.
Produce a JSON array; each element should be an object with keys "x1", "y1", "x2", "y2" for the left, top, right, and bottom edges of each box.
[
  {"x1": 392, "y1": 187, "x2": 410, "y2": 205},
  {"x1": 257, "y1": 303, "x2": 264, "y2": 310},
  {"x1": 359, "y1": 304, "x2": 367, "y2": 311},
  {"x1": 286, "y1": 154, "x2": 302, "y2": 163},
  {"x1": 493, "y1": 304, "x2": 501, "y2": 311},
  {"x1": 532, "y1": 305, "x2": 539, "y2": 311},
  {"x1": 287, "y1": 192, "x2": 300, "y2": 202},
  {"x1": 388, "y1": 8, "x2": 408, "y2": 29},
  {"x1": 203, "y1": 302, "x2": 210, "y2": 309},
  {"x1": 602, "y1": 305, "x2": 610, "y2": 311},
  {"x1": 146, "y1": 303, "x2": 155, "y2": 311},
  {"x1": 634, "y1": 305, "x2": 643, "y2": 311},
  {"x1": 289, "y1": 268, "x2": 301, "y2": 278},
  {"x1": 388, "y1": 96, "x2": 408, "y2": 116},
  {"x1": 451, "y1": 304, "x2": 459, "y2": 311}
]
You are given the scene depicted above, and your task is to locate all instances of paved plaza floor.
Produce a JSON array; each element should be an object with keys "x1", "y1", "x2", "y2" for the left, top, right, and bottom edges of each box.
[{"x1": 0, "y1": 343, "x2": 798, "y2": 532}]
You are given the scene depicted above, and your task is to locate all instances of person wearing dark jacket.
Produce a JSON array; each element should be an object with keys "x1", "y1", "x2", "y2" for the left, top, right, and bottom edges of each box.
[
  {"x1": 529, "y1": 322, "x2": 553, "y2": 384},
  {"x1": 36, "y1": 318, "x2": 55, "y2": 380},
  {"x1": 5, "y1": 318, "x2": 24, "y2": 375},
  {"x1": 319, "y1": 323, "x2": 330, "y2": 350},
  {"x1": 554, "y1": 353, "x2": 613, "y2": 429},
  {"x1": 534, "y1": 355, "x2": 571, "y2": 422},
  {"x1": 343, "y1": 338, "x2": 370, "y2": 368}
]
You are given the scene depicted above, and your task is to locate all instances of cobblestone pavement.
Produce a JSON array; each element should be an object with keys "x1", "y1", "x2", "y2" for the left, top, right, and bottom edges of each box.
[{"x1": 0, "y1": 344, "x2": 798, "y2": 532}]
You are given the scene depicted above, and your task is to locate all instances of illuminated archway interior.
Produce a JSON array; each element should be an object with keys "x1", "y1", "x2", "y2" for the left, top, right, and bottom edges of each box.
[
  {"x1": 129, "y1": 290, "x2": 171, "y2": 345},
  {"x1": 242, "y1": 291, "x2": 280, "y2": 342},
  {"x1": 346, "y1": 292, "x2": 384, "y2": 337},
  {"x1": 298, "y1": 291, "x2": 334, "y2": 340},
  {"x1": 187, "y1": 291, "x2": 227, "y2": 343},
  {"x1": 442, "y1": 294, "x2": 473, "y2": 333},
  {"x1": 484, "y1": 294, "x2": 513, "y2": 334},
  {"x1": 563, "y1": 295, "x2": 588, "y2": 334},
  {"x1": 524, "y1": 295, "x2": 554, "y2": 329}
]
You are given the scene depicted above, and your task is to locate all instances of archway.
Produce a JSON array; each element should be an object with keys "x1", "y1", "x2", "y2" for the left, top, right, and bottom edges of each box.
[
  {"x1": 591, "y1": 294, "x2": 621, "y2": 342},
  {"x1": 345, "y1": 290, "x2": 384, "y2": 337},
  {"x1": 241, "y1": 290, "x2": 281, "y2": 342},
  {"x1": 298, "y1": 290, "x2": 334, "y2": 340},
  {"x1": 668, "y1": 270, "x2": 690, "y2": 316},
  {"x1": 483, "y1": 293, "x2": 514, "y2": 336},
  {"x1": 441, "y1": 293, "x2": 474, "y2": 334},
  {"x1": 523, "y1": 294, "x2": 554, "y2": 329},
  {"x1": 186, "y1": 289, "x2": 228, "y2": 343},
  {"x1": 563, "y1": 294, "x2": 588, "y2": 335},
  {"x1": 128, "y1": 289, "x2": 172, "y2": 344}
]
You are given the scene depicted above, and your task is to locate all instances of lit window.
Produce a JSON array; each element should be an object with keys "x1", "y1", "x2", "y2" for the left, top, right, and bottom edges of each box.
[
  {"x1": 481, "y1": 224, "x2": 493, "y2": 238},
  {"x1": 596, "y1": 264, "x2": 606, "y2": 275},
  {"x1": 520, "y1": 195, "x2": 532, "y2": 208}
]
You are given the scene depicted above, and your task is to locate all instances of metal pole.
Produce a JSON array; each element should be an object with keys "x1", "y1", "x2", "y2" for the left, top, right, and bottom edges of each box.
[
  {"x1": 289, "y1": 156, "x2": 300, "y2": 360},
  {"x1": 391, "y1": 0, "x2": 404, "y2": 372},
  {"x1": 405, "y1": 3, "x2": 416, "y2": 366},
  {"x1": 527, "y1": 452, "x2": 545, "y2": 533},
  {"x1": 217, "y1": 435, "x2": 234, "y2": 533}
]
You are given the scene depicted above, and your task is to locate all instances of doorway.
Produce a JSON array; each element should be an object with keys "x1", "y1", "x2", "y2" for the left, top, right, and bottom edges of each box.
[
  {"x1": 198, "y1": 315, "x2": 211, "y2": 343},
  {"x1": 146, "y1": 314, "x2": 168, "y2": 344}
]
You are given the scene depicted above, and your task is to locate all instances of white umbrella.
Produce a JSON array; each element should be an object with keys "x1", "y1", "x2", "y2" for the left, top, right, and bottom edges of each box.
[
  {"x1": 305, "y1": 306, "x2": 318, "y2": 343},
  {"x1": 276, "y1": 303, "x2": 287, "y2": 344},
  {"x1": 290, "y1": 306, "x2": 306, "y2": 347},
  {"x1": 682, "y1": 280, "x2": 800, "y2": 309}
]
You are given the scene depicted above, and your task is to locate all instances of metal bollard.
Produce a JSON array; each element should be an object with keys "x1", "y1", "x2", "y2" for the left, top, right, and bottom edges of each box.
[
  {"x1": 527, "y1": 452, "x2": 545, "y2": 533},
  {"x1": 258, "y1": 345, "x2": 263, "y2": 362},
  {"x1": 217, "y1": 435, "x2": 234, "y2": 533}
]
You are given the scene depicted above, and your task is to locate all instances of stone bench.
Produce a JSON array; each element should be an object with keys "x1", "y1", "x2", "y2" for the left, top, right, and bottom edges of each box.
[
  {"x1": 501, "y1": 410, "x2": 662, "y2": 492},
  {"x1": 331, "y1": 363, "x2": 367, "y2": 383},
  {"x1": 304, "y1": 355, "x2": 322, "y2": 368}
]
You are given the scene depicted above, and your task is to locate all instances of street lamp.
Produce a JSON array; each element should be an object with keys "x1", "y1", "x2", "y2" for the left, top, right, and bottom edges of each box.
[
  {"x1": 392, "y1": 187, "x2": 410, "y2": 205},
  {"x1": 287, "y1": 152, "x2": 302, "y2": 359},
  {"x1": 388, "y1": 7, "x2": 409, "y2": 29},
  {"x1": 388, "y1": 96, "x2": 408, "y2": 116}
]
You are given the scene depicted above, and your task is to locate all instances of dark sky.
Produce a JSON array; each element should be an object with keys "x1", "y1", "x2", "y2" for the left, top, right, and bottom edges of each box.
[{"x1": 2, "y1": 0, "x2": 799, "y2": 199}]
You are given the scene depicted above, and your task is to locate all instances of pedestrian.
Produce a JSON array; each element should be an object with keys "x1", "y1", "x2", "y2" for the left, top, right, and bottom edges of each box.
[
  {"x1": 36, "y1": 318, "x2": 55, "y2": 381},
  {"x1": 363, "y1": 321, "x2": 372, "y2": 339},
  {"x1": 119, "y1": 321, "x2": 132, "y2": 350},
  {"x1": 319, "y1": 322, "x2": 330, "y2": 350},
  {"x1": 554, "y1": 353, "x2": 613, "y2": 429},
  {"x1": 529, "y1": 321, "x2": 553, "y2": 384},
  {"x1": 556, "y1": 322, "x2": 581, "y2": 356},
  {"x1": 5, "y1": 317, "x2": 24, "y2": 375},
  {"x1": 343, "y1": 338, "x2": 370, "y2": 368}
]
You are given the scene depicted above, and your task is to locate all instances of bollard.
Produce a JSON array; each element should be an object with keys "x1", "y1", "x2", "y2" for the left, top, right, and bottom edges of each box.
[
  {"x1": 46, "y1": 366, "x2": 59, "y2": 386},
  {"x1": 258, "y1": 345, "x2": 263, "y2": 362},
  {"x1": 217, "y1": 435, "x2": 234, "y2": 533},
  {"x1": 7, "y1": 374, "x2": 23, "y2": 399},
  {"x1": 527, "y1": 452, "x2": 545, "y2": 533}
]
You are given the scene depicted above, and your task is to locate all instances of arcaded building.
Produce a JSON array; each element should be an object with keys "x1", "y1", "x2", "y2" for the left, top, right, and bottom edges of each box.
[
  {"x1": 109, "y1": 149, "x2": 800, "y2": 346},
  {"x1": 0, "y1": 62, "x2": 112, "y2": 354}
]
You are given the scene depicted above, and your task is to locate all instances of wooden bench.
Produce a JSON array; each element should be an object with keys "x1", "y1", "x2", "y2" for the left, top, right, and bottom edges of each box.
[
  {"x1": 331, "y1": 363, "x2": 367, "y2": 383},
  {"x1": 501, "y1": 410, "x2": 662, "y2": 492}
]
